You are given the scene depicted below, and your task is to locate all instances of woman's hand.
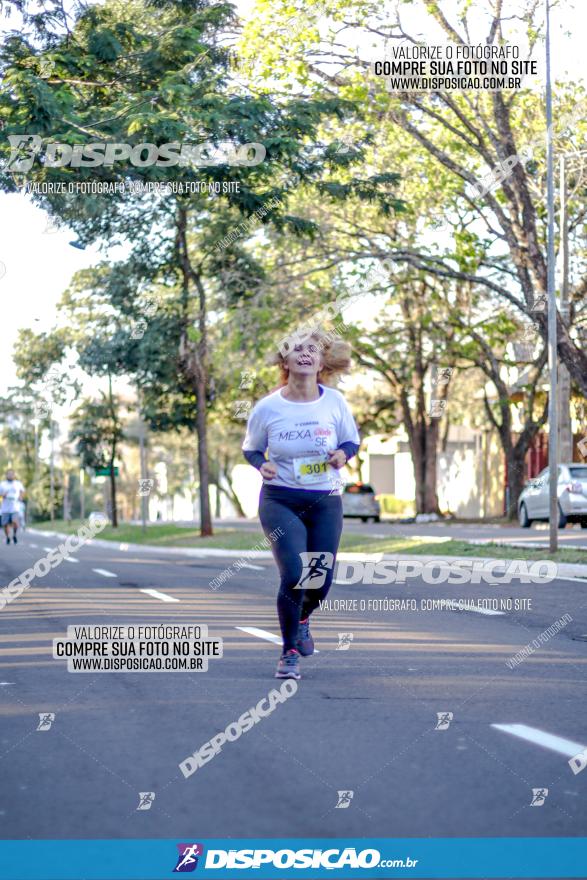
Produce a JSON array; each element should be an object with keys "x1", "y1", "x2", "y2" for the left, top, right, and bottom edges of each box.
[
  {"x1": 327, "y1": 449, "x2": 347, "y2": 470},
  {"x1": 260, "y1": 462, "x2": 278, "y2": 480}
]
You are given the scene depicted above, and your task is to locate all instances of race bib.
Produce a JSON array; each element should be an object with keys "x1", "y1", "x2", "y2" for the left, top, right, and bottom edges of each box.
[{"x1": 293, "y1": 455, "x2": 330, "y2": 485}]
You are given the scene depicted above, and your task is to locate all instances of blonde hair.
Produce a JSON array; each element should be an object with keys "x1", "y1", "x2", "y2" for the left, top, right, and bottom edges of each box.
[{"x1": 268, "y1": 328, "x2": 352, "y2": 388}]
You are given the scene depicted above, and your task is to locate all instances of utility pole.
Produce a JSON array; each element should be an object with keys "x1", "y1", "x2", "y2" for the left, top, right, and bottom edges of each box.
[
  {"x1": 545, "y1": 0, "x2": 558, "y2": 553},
  {"x1": 558, "y1": 155, "x2": 572, "y2": 463}
]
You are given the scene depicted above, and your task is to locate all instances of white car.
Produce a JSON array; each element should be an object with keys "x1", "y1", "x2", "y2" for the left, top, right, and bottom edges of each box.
[
  {"x1": 342, "y1": 483, "x2": 381, "y2": 523},
  {"x1": 518, "y1": 463, "x2": 587, "y2": 529}
]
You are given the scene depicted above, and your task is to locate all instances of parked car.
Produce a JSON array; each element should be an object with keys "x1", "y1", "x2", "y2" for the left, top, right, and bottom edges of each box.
[
  {"x1": 342, "y1": 482, "x2": 380, "y2": 522},
  {"x1": 518, "y1": 463, "x2": 587, "y2": 529}
]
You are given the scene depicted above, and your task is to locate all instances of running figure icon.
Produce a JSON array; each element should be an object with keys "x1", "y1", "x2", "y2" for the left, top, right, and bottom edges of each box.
[
  {"x1": 173, "y1": 843, "x2": 204, "y2": 872},
  {"x1": 297, "y1": 552, "x2": 332, "y2": 589}
]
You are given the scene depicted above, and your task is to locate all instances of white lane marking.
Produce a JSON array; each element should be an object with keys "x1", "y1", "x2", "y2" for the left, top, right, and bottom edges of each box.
[
  {"x1": 139, "y1": 588, "x2": 180, "y2": 603},
  {"x1": 92, "y1": 568, "x2": 118, "y2": 578},
  {"x1": 240, "y1": 562, "x2": 264, "y2": 571},
  {"x1": 236, "y1": 625, "x2": 319, "y2": 652},
  {"x1": 236, "y1": 626, "x2": 281, "y2": 645},
  {"x1": 0, "y1": 682, "x2": 15, "y2": 686},
  {"x1": 446, "y1": 600, "x2": 504, "y2": 617},
  {"x1": 34, "y1": 542, "x2": 77, "y2": 561},
  {"x1": 29, "y1": 543, "x2": 38, "y2": 549},
  {"x1": 492, "y1": 723, "x2": 586, "y2": 757}
]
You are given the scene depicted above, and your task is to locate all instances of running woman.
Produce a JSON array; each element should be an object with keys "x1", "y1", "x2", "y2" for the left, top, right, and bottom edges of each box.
[
  {"x1": 0, "y1": 469, "x2": 25, "y2": 545},
  {"x1": 242, "y1": 330, "x2": 360, "y2": 680}
]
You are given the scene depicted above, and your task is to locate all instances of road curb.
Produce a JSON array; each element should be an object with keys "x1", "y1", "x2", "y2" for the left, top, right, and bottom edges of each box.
[{"x1": 468, "y1": 538, "x2": 587, "y2": 553}]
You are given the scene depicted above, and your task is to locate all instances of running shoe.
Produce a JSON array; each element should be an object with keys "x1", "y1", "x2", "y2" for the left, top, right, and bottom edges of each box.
[
  {"x1": 5, "y1": 537, "x2": 9, "y2": 545},
  {"x1": 275, "y1": 649, "x2": 301, "y2": 680},
  {"x1": 12, "y1": 535, "x2": 17, "y2": 544},
  {"x1": 296, "y1": 617, "x2": 314, "y2": 656}
]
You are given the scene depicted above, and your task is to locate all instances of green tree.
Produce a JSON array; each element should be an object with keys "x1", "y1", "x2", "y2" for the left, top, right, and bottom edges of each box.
[
  {"x1": 0, "y1": 0, "x2": 367, "y2": 534},
  {"x1": 350, "y1": 270, "x2": 455, "y2": 514},
  {"x1": 70, "y1": 392, "x2": 124, "y2": 526},
  {"x1": 449, "y1": 311, "x2": 548, "y2": 516},
  {"x1": 238, "y1": 0, "x2": 587, "y2": 398}
]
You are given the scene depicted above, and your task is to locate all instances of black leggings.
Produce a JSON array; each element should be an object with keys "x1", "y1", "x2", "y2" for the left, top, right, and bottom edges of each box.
[{"x1": 258, "y1": 483, "x2": 343, "y2": 653}]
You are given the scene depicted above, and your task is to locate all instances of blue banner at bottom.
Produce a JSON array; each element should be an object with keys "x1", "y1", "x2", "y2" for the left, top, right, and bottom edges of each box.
[{"x1": 0, "y1": 838, "x2": 586, "y2": 880}]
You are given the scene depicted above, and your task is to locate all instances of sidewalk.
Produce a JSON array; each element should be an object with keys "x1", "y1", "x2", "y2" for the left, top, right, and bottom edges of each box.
[{"x1": 29, "y1": 528, "x2": 587, "y2": 580}]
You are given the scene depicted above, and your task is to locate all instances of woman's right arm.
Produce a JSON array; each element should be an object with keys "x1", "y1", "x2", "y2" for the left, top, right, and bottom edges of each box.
[
  {"x1": 243, "y1": 450, "x2": 266, "y2": 470},
  {"x1": 242, "y1": 402, "x2": 276, "y2": 479},
  {"x1": 243, "y1": 450, "x2": 277, "y2": 480}
]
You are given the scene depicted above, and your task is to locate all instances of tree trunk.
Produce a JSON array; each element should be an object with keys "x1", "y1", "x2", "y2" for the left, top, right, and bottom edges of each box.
[
  {"x1": 109, "y1": 456, "x2": 118, "y2": 527},
  {"x1": 504, "y1": 450, "x2": 527, "y2": 521},
  {"x1": 556, "y1": 318, "x2": 587, "y2": 399},
  {"x1": 176, "y1": 205, "x2": 213, "y2": 537},
  {"x1": 424, "y1": 421, "x2": 440, "y2": 514},
  {"x1": 406, "y1": 407, "x2": 440, "y2": 515},
  {"x1": 412, "y1": 435, "x2": 425, "y2": 514},
  {"x1": 496, "y1": 421, "x2": 546, "y2": 521},
  {"x1": 482, "y1": 368, "x2": 548, "y2": 520},
  {"x1": 195, "y1": 375, "x2": 212, "y2": 535}
]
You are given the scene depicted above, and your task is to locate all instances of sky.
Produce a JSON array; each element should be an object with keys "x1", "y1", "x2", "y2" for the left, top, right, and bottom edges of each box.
[{"x1": 0, "y1": 0, "x2": 584, "y2": 398}]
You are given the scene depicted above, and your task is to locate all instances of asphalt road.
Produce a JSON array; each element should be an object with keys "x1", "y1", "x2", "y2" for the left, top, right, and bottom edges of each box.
[{"x1": 0, "y1": 528, "x2": 586, "y2": 845}]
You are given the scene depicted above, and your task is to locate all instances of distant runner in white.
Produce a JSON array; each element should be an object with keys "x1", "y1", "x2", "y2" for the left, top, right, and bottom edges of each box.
[{"x1": 0, "y1": 469, "x2": 25, "y2": 546}]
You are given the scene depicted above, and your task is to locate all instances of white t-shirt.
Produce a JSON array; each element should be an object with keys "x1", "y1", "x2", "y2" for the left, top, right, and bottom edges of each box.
[
  {"x1": 0, "y1": 480, "x2": 24, "y2": 513},
  {"x1": 242, "y1": 384, "x2": 360, "y2": 493}
]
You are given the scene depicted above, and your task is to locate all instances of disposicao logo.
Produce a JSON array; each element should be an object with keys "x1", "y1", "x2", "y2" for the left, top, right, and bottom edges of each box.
[
  {"x1": 201, "y1": 847, "x2": 382, "y2": 870},
  {"x1": 173, "y1": 843, "x2": 204, "y2": 872}
]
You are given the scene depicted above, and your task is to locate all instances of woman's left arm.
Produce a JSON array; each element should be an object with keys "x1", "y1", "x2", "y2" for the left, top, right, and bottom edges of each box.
[
  {"x1": 329, "y1": 396, "x2": 361, "y2": 467},
  {"x1": 242, "y1": 401, "x2": 268, "y2": 469},
  {"x1": 338, "y1": 395, "x2": 361, "y2": 458},
  {"x1": 337, "y1": 440, "x2": 360, "y2": 462}
]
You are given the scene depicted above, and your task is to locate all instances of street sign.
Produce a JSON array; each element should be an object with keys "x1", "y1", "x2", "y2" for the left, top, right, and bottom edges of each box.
[{"x1": 95, "y1": 467, "x2": 119, "y2": 476}]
